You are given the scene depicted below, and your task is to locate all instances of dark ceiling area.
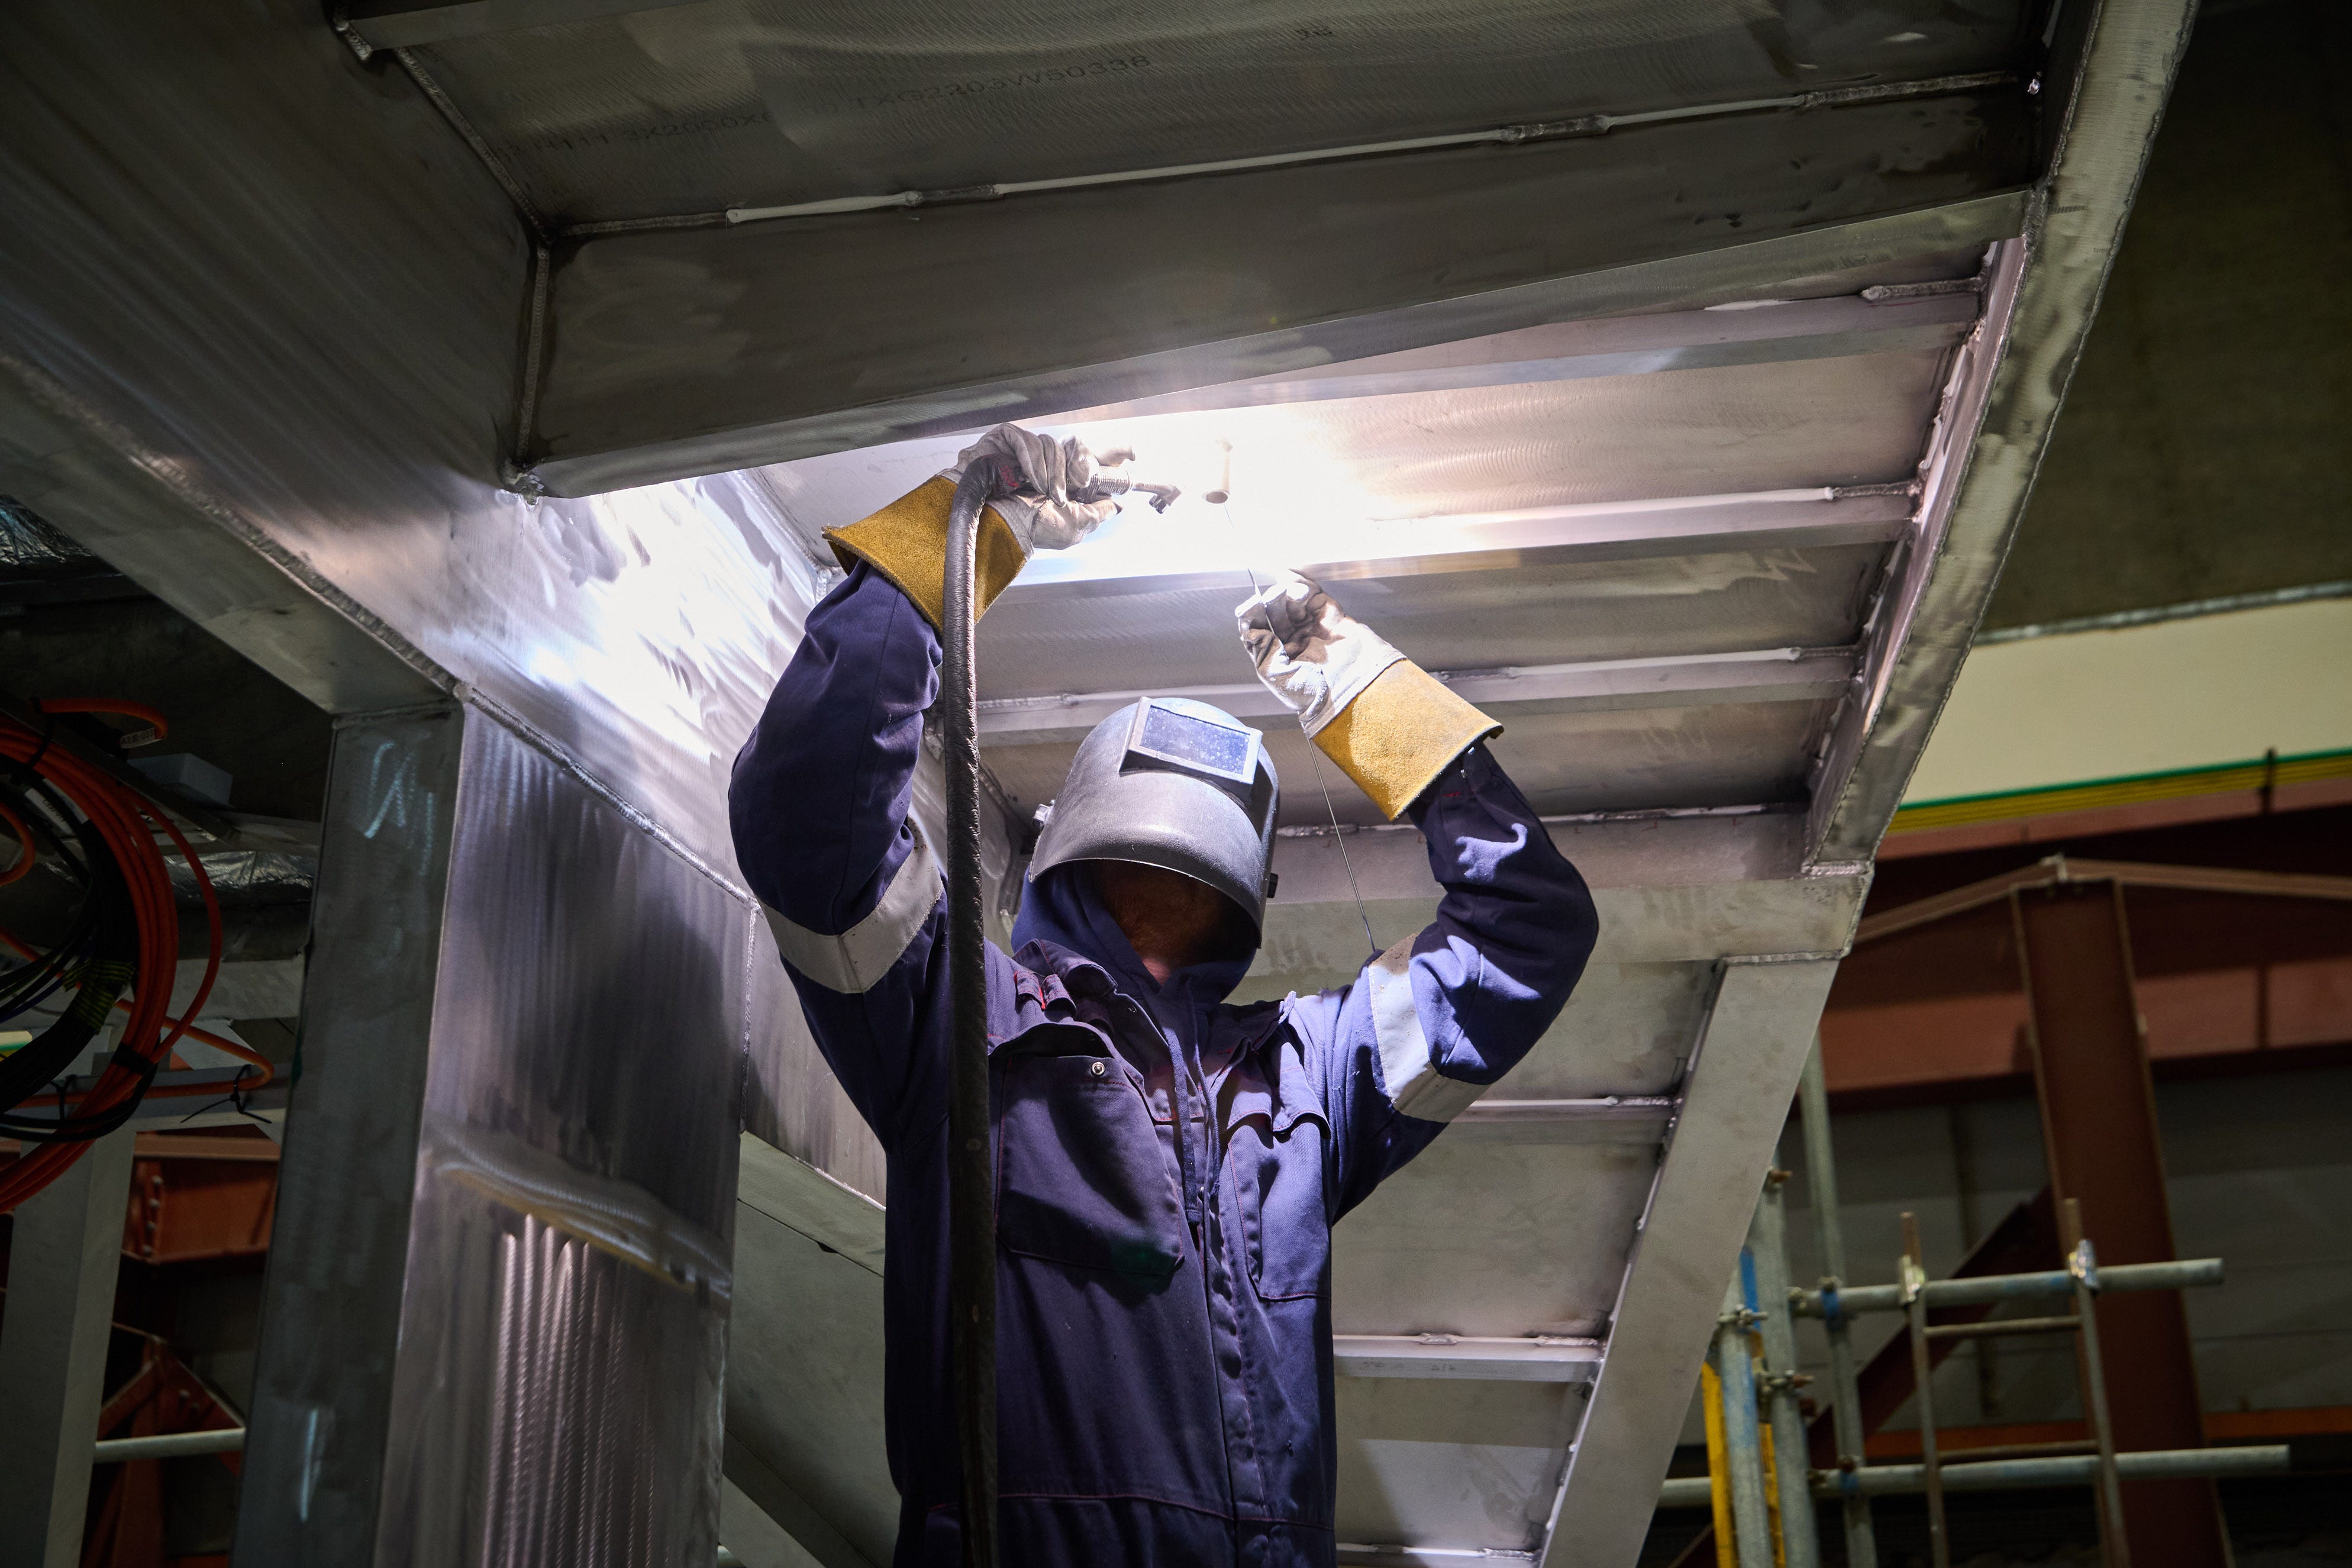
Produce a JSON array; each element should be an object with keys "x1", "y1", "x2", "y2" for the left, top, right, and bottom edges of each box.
[{"x1": 4, "y1": 500, "x2": 333, "y2": 823}]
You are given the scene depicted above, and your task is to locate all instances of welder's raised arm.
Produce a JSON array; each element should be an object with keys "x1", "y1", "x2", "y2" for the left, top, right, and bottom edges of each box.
[
  {"x1": 730, "y1": 561, "x2": 948, "y2": 1136},
  {"x1": 1237, "y1": 573, "x2": 1598, "y2": 1211},
  {"x1": 729, "y1": 424, "x2": 1120, "y2": 1138},
  {"x1": 1327, "y1": 742, "x2": 1596, "y2": 1211}
]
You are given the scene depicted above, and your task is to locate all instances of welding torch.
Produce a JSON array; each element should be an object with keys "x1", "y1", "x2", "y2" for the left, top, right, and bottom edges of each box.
[{"x1": 999, "y1": 441, "x2": 1182, "y2": 514}]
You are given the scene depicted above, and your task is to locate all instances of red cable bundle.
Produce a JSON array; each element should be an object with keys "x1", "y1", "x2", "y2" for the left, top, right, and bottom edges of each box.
[{"x1": 0, "y1": 701, "x2": 224, "y2": 1211}]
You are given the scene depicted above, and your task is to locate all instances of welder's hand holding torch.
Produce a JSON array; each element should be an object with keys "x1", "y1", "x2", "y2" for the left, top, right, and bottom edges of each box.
[
  {"x1": 821, "y1": 421, "x2": 1147, "y2": 628},
  {"x1": 947, "y1": 424, "x2": 1134, "y2": 553},
  {"x1": 1237, "y1": 570, "x2": 1503, "y2": 821}
]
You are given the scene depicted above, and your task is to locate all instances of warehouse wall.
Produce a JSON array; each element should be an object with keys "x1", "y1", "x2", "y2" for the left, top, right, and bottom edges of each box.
[
  {"x1": 1781, "y1": 1063, "x2": 2352, "y2": 1429},
  {"x1": 1983, "y1": 0, "x2": 2352, "y2": 630},
  {"x1": 1669, "y1": 1061, "x2": 2352, "y2": 1452}
]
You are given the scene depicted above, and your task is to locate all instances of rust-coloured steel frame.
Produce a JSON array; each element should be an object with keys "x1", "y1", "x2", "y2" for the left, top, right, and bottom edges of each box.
[{"x1": 2009, "y1": 882, "x2": 2228, "y2": 1568}]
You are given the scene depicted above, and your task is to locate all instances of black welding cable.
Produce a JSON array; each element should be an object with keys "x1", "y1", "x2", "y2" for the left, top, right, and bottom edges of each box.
[
  {"x1": 941, "y1": 460, "x2": 1006, "y2": 1568},
  {"x1": 0, "y1": 863, "x2": 136, "y2": 1123},
  {"x1": 0, "y1": 775, "x2": 112, "y2": 1025}
]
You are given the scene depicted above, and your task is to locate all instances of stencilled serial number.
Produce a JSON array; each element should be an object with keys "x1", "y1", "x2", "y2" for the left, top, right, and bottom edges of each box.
[
  {"x1": 512, "y1": 109, "x2": 772, "y2": 154},
  {"x1": 843, "y1": 56, "x2": 1153, "y2": 111}
]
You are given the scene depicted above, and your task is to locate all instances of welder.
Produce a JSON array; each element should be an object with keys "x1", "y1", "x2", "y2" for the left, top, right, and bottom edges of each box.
[{"x1": 730, "y1": 423, "x2": 1598, "y2": 1567}]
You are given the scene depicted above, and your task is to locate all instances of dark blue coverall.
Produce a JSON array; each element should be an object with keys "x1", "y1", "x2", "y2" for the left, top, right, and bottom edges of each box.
[{"x1": 730, "y1": 563, "x2": 1598, "y2": 1567}]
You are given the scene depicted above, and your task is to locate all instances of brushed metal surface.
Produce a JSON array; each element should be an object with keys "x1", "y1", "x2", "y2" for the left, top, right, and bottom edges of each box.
[
  {"x1": 0, "y1": 0, "x2": 2171, "y2": 1560},
  {"x1": 1335, "y1": 1377, "x2": 1575, "y2": 1551},
  {"x1": 1334, "y1": 1138, "x2": 1654, "y2": 1340},
  {"x1": 534, "y1": 194, "x2": 2028, "y2": 496},
  {"x1": 1812, "y1": 5, "x2": 2199, "y2": 863},
  {"x1": 369, "y1": 712, "x2": 745, "y2": 1568},
  {"x1": 1542, "y1": 959, "x2": 1842, "y2": 1568},
  {"x1": 237, "y1": 706, "x2": 469, "y2": 1568},
  {"x1": 385, "y1": 0, "x2": 2027, "y2": 219},
  {"x1": 1057, "y1": 291, "x2": 1983, "y2": 424},
  {"x1": 982, "y1": 695, "x2": 1836, "y2": 828}
]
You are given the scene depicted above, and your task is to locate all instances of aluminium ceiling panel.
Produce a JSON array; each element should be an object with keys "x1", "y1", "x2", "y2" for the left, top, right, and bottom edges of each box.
[
  {"x1": 1372, "y1": 697, "x2": 1827, "y2": 822},
  {"x1": 980, "y1": 696, "x2": 1831, "y2": 826},
  {"x1": 398, "y1": 0, "x2": 2028, "y2": 221},
  {"x1": 1334, "y1": 1379, "x2": 1573, "y2": 1551},
  {"x1": 1013, "y1": 349, "x2": 1951, "y2": 526},
  {"x1": 1474, "y1": 698, "x2": 1831, "y2": 820},
  {"x1": 763, "y1": 341, "x2": 1941, "y2": 757},
  {"x1": 538, "y1": 112, "x2": 2027, "y2": 487},
  {"x1": 1499, "y1": 960, "x2": 1718, "y2": 1101},
  {"x1": 975, "y1": 541, "x2": 1886, "y2": 699},
  {"x1": 756, "y1": 345, "x2": 1950, "y2": 567},
  {"x1": 1496, "y1": 246, "x2": 1988, "y2": 323},
  {"x1": 1331, "y1": 1138, "x2": 1651, "y2": 1337}
]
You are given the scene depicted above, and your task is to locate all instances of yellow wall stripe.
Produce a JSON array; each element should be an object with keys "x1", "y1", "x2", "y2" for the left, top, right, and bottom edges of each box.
[{"x1": 1890, "y1": 747, "x2": 2352, "y2": 834}]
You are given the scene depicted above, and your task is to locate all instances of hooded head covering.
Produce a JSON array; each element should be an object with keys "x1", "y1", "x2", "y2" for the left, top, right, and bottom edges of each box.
[{"x1": 1011, "y1": 862, "x2": 1259, "y2": 1011}]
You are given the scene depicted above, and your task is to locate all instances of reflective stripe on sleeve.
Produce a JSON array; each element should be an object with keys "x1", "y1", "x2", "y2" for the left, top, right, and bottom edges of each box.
[
  {"x1": 763, "y1": 822, "x2": 943, "y2": 994},
  {"x1": 1363, "y1": 939, "x2": 1489, "y2": 1124}
]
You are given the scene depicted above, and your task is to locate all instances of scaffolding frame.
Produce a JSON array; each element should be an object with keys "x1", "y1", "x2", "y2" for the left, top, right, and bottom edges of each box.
[{"x1": 1666, "y1": 1040, "x2": 2289, "y2": 1568}]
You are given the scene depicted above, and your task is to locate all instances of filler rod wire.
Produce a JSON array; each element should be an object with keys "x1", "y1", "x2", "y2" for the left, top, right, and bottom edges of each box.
[{"x1": 1220, "y1": 501, "x2": 1378, "y2": 960}]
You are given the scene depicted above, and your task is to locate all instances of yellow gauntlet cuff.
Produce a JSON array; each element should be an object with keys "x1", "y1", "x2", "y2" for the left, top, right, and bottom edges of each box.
[
  {"x1": 1314, "y1": 662, "x2": 1503, "y2": 821},
  {"x1": 823, "y1": 475, "x2": 1028, "y2": 630}
]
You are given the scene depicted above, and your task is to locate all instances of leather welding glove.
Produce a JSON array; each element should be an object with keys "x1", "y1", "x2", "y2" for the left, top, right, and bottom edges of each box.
[
  {"x1": 824, "y1": 422, "x2": 1126, "y2": 630},
  {"x1": 1237, "y1": 570, "x2": 1501, "y2": 821},
  {"x1": 948, "y1": 424, "x2": 1131, "y2": 552}
]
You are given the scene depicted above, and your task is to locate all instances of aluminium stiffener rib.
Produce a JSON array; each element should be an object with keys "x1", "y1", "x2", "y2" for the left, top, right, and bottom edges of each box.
[
  {"x1": 976, "y1": 649, "x2": 1855, "y2": 746},
  {"x1": 1004, "y1": 487, "x2": 1915, "y2": 600},
  {"x1": 1334, "y1": 1336, "x2": 1604, "y2": 1383},
  {"x1": 1064, "y1": 291, "x2": 1983, "y2": 422}
]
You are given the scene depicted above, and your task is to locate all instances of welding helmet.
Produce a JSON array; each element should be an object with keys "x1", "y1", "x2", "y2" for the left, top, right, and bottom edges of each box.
[{"x1": 1028, "y1": 698, "x2": 1282, "y2": 933}]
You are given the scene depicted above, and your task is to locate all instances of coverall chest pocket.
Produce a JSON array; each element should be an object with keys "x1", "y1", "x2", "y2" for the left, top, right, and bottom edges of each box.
[
  {"x1": 997, "y1": 1051, "x2": 1187, "y2": 1281},
  {"x1": 1227, "y1": 1079, "x2": 1332, "y2": 1302}
]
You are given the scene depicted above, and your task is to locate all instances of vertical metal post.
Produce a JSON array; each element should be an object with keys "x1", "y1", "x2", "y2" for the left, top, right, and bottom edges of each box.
[
  {"x1": 0, "y1": 1124, "x2": 137, "y2": 1568},
  {"x1": 237, "y1": 705, "x2": 465, "y2": 1566},
  {"x1": 1714, "y1": 1264, "x2": 1776, "y2": 1568},
  {"x1": 2011, "y1": 883, "x2": 2227, "y2": 1568},
  {"x1": 1749, "y1": 1165, "x2": 1821, "y2": 1568},
  {"x1": 2064, "y1": 1199, "x2": 2132, "y2": 1568},
  {"x1": 1798, "y1": 1038, "x2": 1876, "y2": 1568},
  {"x1": 239, "y1": 705, "x2": 742, "y2": 1567},
  {"x1": 1900, "y1": 1212, "x2": 1948, "y2": 1568},
  {"x1": 1701, "y1": 1356, "x2": 1738, "y2": 1568},
  {"x1": 1947, "y1": 1104, "x2": 2001, "y2": 1419}
]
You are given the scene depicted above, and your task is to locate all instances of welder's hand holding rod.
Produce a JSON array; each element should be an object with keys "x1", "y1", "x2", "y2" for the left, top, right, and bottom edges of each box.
[
  {"x1": 1237, "y1": 570, "x2": 1504, "y2": 821},
  {"x1": 1237, "y1": 571, "x2": 1410, "y2": 735}
]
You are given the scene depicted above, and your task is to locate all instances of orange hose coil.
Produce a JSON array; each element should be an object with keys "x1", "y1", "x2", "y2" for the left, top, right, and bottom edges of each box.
[{"x1": 1, "y1": 702, "x2": 230, "y2": 1210}]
